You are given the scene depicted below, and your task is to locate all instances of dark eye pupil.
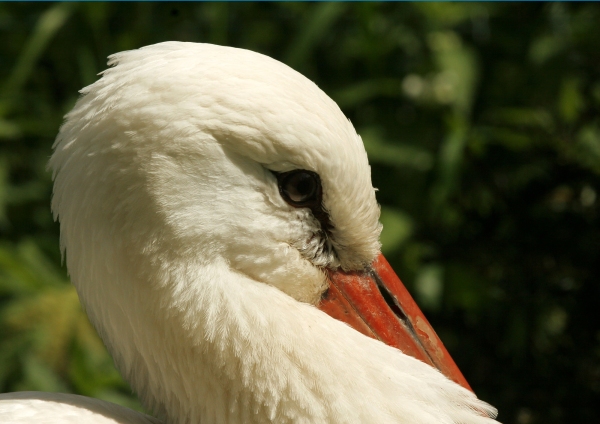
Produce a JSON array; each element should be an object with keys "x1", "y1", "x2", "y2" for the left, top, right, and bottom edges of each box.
[
  {"x1": 277, "y1": 170, "x2": 320, "y2": 206},
  {"x1": 286, "y1": 173, "x2": 315, "y2": 202}
]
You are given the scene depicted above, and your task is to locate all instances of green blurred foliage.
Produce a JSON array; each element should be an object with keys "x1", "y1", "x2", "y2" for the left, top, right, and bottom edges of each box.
[{"x1": 0, "y1": 3, "x2": 599, "y2": 423}]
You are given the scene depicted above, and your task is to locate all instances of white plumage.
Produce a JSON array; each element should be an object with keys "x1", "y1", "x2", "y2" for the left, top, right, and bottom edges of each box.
[{"x1": 0, "y1": 42, "x2": 498, "y2": 423}]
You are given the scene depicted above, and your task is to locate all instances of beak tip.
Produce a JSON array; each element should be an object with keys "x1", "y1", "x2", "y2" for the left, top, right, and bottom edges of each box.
[{"x1": 319, "y1": 253, "x2": 473, "y2": 392}]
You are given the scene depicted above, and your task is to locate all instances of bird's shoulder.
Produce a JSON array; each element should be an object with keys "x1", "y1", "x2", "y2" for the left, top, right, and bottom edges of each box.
[{"x1": 0, "y1": 392, "x2": 161, "y2": 424}]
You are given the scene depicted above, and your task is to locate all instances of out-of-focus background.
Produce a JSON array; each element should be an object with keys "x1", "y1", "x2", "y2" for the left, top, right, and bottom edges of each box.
[{"x1": 0, "y1": 3, "x2": 599, "y2": 423}]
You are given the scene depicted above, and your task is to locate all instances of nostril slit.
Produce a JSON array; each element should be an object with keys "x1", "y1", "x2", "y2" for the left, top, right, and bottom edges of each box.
[
  {"x1": 372, "y1": 272, "x2": 409, "y2": 324},
  {"x1": 369, "y1": 269, "x2": 437, "y2": 365}
]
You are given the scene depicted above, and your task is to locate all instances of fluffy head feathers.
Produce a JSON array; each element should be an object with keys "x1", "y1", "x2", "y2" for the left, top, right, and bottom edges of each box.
[
  {"x1": 51, "y1": 42, "x2": 381, "y2": 304},
  {"x1": 48, "y1": 42, "x2": 497, "y2": 424}
]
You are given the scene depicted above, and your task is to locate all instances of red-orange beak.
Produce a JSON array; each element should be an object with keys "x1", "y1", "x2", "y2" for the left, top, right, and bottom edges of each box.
[{"x1": 319, "y1": 253, "x2": 472, "y2": 391}]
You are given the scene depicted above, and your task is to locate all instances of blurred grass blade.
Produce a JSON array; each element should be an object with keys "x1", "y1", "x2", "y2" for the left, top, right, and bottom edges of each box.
[
  {"x1": 3, "y1": 3, "x2": 74, "y2": 99},
  {"x1": 430, "y1": 113, "x2": 467, "y2": 212},
  {"x1": 333, "y1": 79, "x2": 404, "y2": 109},
  {"x1": 427, "y1": 31, "x2": 478, "y2": 115},
  {"x1": 206, "y1": 3, "x2": 229, "y2": 46},
  {"x1": 360, "y1": 127, "x2": 433, "y2": 171},
  {"x1": 284, "y1": 3, "x2": 344, "y2": 70},
  {"x1": 0, "y1": 158, "x2": 8, "y2": 228}
]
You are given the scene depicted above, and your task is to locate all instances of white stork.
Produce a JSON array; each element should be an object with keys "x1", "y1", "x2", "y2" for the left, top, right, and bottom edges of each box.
[{"x1": 0, "y1": 42, "x2": 498, "y2": 424}]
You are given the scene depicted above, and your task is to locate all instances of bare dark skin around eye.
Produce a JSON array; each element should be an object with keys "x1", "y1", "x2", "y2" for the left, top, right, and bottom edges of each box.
[{"x1": 274, "y1": 170, "x2": 334, "y2": 236}]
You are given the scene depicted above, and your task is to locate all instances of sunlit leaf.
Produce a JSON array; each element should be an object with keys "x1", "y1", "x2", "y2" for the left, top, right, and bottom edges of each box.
[
  {"x1": 558, "y1": 77, "x2": 585, "y2": 124},
  {"x1": 380, "y1": 206, "x2": 413, "y2": 254},
  {"x1": 414, "y1": 263, "x2": 443, "y2": 312}
]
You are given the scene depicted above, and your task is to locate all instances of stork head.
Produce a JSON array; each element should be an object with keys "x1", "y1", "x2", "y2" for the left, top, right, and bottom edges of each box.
[
  {"x1": 50, "y1": 43, "x2": 473, "y2": 407},
  {"x1": 51, "y1": 42, "x2": 381, "y2": 305}
]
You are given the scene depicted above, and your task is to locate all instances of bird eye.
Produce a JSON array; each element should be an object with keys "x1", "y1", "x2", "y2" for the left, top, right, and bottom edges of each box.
[{"x1": 276, "y1": 170, "x2": 321, "y2": 207}]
